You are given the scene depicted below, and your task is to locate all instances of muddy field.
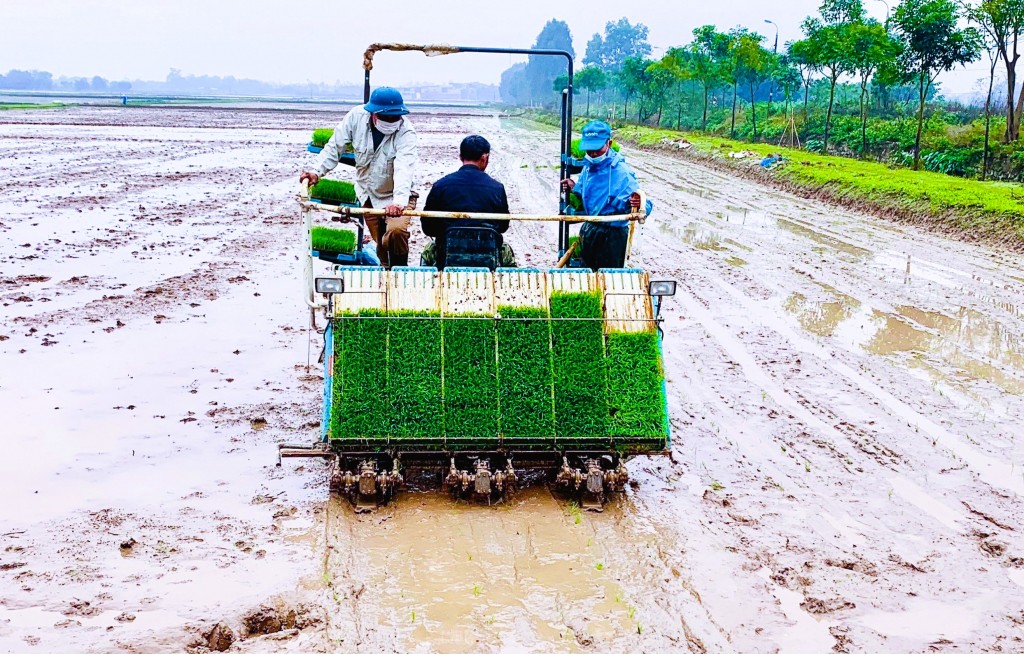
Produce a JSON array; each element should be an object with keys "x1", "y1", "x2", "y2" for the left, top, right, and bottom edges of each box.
[{"x1": 1, "y1": 104, "x2": 1023, "y2": 653}]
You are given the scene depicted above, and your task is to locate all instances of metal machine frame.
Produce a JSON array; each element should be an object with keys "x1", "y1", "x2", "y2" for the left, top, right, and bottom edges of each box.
[{"x1": 282, "y1": 44, "x2": 673, "y2": 511}]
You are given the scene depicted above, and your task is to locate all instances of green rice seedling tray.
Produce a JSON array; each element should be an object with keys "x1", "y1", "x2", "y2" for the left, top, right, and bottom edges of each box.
[
  {"x1": 331, "y1": 310, "x2": 390, "y2": 439},
  {"x1": 310, "y1": 226, "x2": 356, "y2": 255},
  {"x1": 387, "y1": 310, "x2": 444, "y2": 439},
  {"x1": 550, "y1": 289, "x2": 609, "y2": 441},
  {"x1": 606, "y1": 331, "x2": 667, "y2": 441},
  {"x1": 310, "y1": 179, "x2": 357, "y2": 206},
  {"x1": 443, "y1": 315, "x2": 499, "y2": 440},
  {"x1": 496, "y1": 305, "x2": 556, "y2": 440},
  {"x1": 312, "y1": 128, "x2": 334, "y2": 148}
]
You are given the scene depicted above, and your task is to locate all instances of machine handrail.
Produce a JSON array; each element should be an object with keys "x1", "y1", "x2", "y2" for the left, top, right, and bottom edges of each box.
[{"x1": 296, "y1": 197, "x2": 648, "y2": 224}]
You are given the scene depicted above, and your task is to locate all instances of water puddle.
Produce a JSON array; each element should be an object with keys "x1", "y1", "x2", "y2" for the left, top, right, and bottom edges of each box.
[
  {"x1": 326, "y1": 489, "x2": 640, "y2": 652},
  {"x1": 783, "y1": 286, "x2": 1024, "y2": 395},
  {"x1": 660, "y1": 220, "x2": 728, "y2": 251},
  {"x1": 777, "y1": 218, "x2": 871, "y2": 259}
]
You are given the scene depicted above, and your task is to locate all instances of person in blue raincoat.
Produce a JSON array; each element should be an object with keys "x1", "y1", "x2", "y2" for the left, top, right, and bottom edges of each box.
[{"x1": 560, "y1": 120, "x2": 650, "y2": 270}]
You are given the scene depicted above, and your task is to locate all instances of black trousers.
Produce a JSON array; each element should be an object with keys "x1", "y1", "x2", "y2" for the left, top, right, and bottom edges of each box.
[{"x1": 579, "y1": 222, "x2": 629, "y2": 271}]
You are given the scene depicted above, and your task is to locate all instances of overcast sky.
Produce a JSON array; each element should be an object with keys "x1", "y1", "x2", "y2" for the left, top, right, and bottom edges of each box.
[{"x1": 1, "y1": 0, "x2": 991, "y2": 97}]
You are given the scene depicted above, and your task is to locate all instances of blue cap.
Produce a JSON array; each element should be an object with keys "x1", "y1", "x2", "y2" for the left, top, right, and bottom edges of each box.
[
  {"x1": 364, "y1": 87, "x2": 409, "y2": 116},
  {"x1": 579, "y1": 120, "x2": 612, "y2": 151}
]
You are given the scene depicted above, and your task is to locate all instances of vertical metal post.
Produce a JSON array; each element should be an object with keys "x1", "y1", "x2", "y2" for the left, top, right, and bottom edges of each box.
[
  {"x1": 363, "y1": 70, "x2": 371, "y2": 103},
  {"x1": 559, "y1": 89, "x2": 569, "y2": 253}
]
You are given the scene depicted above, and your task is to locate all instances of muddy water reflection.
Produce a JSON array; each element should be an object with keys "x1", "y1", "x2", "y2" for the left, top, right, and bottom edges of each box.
[
  {"x1": 328, "y1": 488, "x2": 638, "y2": 652},
  {"x1": 784, "y1": 288, "x2": 1024, "y2": 395}
]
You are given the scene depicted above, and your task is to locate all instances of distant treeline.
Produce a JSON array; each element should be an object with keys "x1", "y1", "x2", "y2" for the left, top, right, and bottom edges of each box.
[
  {"x1": 502, "y1": 0, "x2": 1024, "y2": 181},
  {"x1": 0, "y1": 68, "x2": 499, "y2": 103}
]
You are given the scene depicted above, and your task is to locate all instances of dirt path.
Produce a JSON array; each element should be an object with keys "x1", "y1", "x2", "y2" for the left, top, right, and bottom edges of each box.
[{"x1": 1, "y1": 106, "x2": 1022, "y2": 653}]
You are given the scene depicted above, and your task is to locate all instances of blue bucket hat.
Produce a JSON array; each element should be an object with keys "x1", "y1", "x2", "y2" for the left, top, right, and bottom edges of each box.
[
  {"x1": 579, "y1": 120, "x2": 612, "y2": 151},
  {"x1": 364, "y1": 87, "x2": 409, "y2": 116}
]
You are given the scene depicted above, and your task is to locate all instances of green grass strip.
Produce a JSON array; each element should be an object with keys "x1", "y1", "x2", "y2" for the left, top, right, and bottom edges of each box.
[
  {"x1": 310, "y1": 179, "x2": 357, "y2": 205},
  {"x1": 496, "y1": 306, "x2": 556, "y2": 440},
  {"x1": 442, "y1": 316, "x2": 499, "y2": 439},
  {"x1": 331, "y1": 310, "x2": 389, "y2": 439},
  {"x1": 614, "y1": 124, "x2": 1024, "y2": 242},
  {"x1": 570, "y1": 137, "x2": 621, "y2": 160},
  {"x1": 312, "y1": 128, "x2": 333, "y2": 148},
  {"x1": 606, "y1": 331, "x2": 666, "y2": 440},
  {"x1": 310, "y1": 226, "x2": 356, "y2": 254},
  {"x1": 549, "y1": 291, "x2": 609, "y2": 440},
  {"x1": 387, "y1": 311, "x2": 444, "y2": 439}
]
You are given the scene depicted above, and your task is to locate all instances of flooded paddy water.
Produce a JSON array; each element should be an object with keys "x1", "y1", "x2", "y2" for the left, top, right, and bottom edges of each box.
[{"x1": 1, "y1": 105, "x2": 1023, "y2": 652}]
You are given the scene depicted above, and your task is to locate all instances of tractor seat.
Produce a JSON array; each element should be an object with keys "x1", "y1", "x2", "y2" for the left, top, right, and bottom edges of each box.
[{"x1": 438, "y1": 226, "x2": 503, "y2": 271}]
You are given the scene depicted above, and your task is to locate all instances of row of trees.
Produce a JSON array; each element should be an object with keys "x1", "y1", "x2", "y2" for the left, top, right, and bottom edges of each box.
[
  {"x1": 501, "y1": 0, "x2": 1024, "y2": 177},
  {"x1": 0, "y1": 70, "x2": 132, "y2": 93}
]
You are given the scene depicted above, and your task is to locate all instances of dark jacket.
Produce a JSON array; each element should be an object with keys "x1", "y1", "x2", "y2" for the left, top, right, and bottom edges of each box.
[{"x1": 421, "y1": 164, "x2": 510, "y2": 237}]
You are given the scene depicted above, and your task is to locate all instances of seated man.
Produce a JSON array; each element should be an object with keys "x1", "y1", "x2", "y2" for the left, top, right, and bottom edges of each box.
[
  {"x1": 421, "y1": 135, "x2": 515, "y2": 269},
  {"x1": 560, "y1": 120, "x2": 646, "y2": 270}
]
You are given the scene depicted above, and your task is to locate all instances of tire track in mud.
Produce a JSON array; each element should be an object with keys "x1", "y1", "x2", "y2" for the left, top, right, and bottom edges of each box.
[{"x1": 624, "y1": 144, "x2": 1024, "y2": 651}]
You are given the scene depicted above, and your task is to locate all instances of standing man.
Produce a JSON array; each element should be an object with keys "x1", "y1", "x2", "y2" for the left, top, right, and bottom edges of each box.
[
  {"x1": 300, "y1": 87, "x2": 417, "y2": 268},
  {"x1": 560, "y1": 120, "x2": 647, "y2": 270},
  {"x1": 420, "y1": 135, "x2": 514, "y2": 269}
]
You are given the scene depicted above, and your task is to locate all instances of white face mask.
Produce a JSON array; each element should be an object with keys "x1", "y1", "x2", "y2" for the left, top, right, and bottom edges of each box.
[
  {"x1": 374, "y1": 116, "x2": 402, "y2": 135},
  {"x1": 585, "y1": 151, "x2": 609, "y2": 165}
]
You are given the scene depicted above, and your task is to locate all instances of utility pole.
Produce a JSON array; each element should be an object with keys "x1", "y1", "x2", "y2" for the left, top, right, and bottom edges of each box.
[
  {"x1": 764, "y1": 19, "x2": 779, "y2": 120},
  {"x1": 876, "y1": 0, "x2": 890, "y2": 25}
]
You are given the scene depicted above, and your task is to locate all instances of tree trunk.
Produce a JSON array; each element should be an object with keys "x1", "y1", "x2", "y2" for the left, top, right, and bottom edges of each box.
[
  {"x1": 586, "y1": 90, "x2": 591, "y2": 117},
  {"x1": 913, "y1": 73, "x2": 928, "y2": 171},
  {"x1": 803, "y1": 78, "x2": 810, "y2": 124},
  {"x1": 860, "y1": 76, "x2": 869, "y2": 155},
  {"x1": 1003, "y1": 39, "x2": 1019, "y2": 142},
  {"x1": 824, "y1": 73, "x2": 837, "y2": 153},
  {"x1": 702, "y1": 85, "x2": 709, "y2": 130},
  {"x1": 731, "y1": 81, "x2": 738, "y2": 138},
  {"x1": 750, "y1": 81, "x2": 758, "y2": 140},
  {"x1": 984, "y1": 51, "x2": 997, "y2": 180}
]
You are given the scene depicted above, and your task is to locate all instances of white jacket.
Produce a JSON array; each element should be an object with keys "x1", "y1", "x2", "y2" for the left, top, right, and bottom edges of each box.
[{"x1": 314, "y1": 106, "x2": 418, "y2": 208}]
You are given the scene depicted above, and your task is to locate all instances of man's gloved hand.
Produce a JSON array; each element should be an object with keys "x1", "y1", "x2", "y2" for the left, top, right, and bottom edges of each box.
[
  {"x1": 384, "y1": 204, "x2": 404, "y2": 217},
  {"x1": 560, "y1": 178, "x2": 576, "y2": 192},
  {"x1": 629, "y1": 192, "x2": 642, "y2": 211},
  {"x1": 299, "y1": 172, "x2": 320, "y2": 187}
]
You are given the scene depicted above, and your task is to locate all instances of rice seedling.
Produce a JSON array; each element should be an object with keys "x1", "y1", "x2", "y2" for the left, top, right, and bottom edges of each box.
[
  {"x1": 331, "y1": 310, "x2": 389, "y2": 439},
  {"x1": 310, "y1": 179, "x2": 357, "y2": 205},
  {"x1": 495, "y1": 306, "x2": 556, "y2": 440},
  {"x1": 387, "y1": 311, "x2": 444, "y2": 439},
  {"x1": 442, "y1": 315, "x2": 499, "y2": 439},
  {"x1": 311, "y1": 128, "x2": 333, "y2": 148},
  {"x1": 605, "y1": 331, "x2": 666, "y2": 439},
  {"x1": 550, "y1": 291, "x2": 608, "y2": 440},
  {"x1": 310, "y1": 226, "x2": 356, "y2": 254}
]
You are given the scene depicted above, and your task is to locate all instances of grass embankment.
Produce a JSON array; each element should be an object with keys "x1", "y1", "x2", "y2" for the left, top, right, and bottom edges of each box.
[
  {"x1": 613, "y1": 124, "x2": 1024, "y2": 248},
  {"x1": 0, "y1": 102, "x2": 63, "y2": 111}
]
